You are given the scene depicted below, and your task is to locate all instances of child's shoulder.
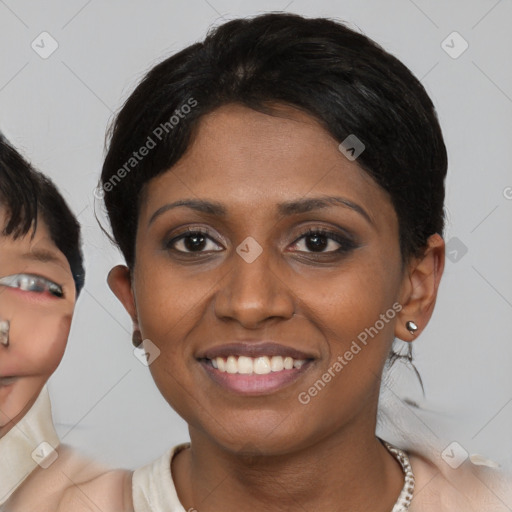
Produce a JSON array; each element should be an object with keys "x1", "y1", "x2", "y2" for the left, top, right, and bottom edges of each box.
[
  {"x1": 57, "y1": 463, "x2": 133, "y2": 512},
  {"x1": 4, "y1": 444, "x2": 133, "y2": 512}
]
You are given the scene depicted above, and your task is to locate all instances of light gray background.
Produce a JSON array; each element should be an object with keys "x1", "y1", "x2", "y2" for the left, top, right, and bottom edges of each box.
[{"x1": 1, "y1": 0, "x2": 511, "y2": 471}]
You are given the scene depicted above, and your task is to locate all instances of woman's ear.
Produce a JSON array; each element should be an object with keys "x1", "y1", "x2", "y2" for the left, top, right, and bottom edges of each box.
[
  {"x1": 107, "y1": 265, "x2": 143, "y2": 347},
  {"x1": 107, "y1": 265, "x2": 138, "y2": 325},
  {"x1": 395, "y1": 233, "x2": 445, "y2": 341}
]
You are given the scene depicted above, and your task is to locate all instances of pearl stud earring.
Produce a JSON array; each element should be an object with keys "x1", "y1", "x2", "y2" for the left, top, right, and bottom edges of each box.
[{"x1": 405, "y1": 320, "x2": 418, "y2": 335}]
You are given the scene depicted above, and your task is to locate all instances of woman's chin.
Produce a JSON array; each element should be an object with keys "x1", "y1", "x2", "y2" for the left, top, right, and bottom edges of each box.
[{"x1": 196, "y1": 419, "x2": 314, "y2": 458}]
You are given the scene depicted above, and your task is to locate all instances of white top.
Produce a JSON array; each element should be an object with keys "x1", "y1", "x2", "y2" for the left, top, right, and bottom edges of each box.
[
  {"x1": 132, "y1": 441, "x2": 512, "y2": 511},
  {"x1": 132, "y1": 441, "x2": 415, "y2": 512},
  {"x1": 132, "y1": 444, "x2": 189, "y2": 512},
  {"x1": 0, "y1": 386, "x2": 60, "y2": 506}
]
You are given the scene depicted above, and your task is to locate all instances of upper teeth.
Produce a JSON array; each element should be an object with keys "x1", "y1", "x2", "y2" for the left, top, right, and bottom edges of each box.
[{"x1": 210, "y1": 355, "x2": 306, "y2": 374}]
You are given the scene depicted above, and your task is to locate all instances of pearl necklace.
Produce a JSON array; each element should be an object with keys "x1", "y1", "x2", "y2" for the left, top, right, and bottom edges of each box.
[
  {"x1": 383, "y1": 441, "x2": 415, "y2": 511},
  {"x1": 172, "y1": 440, "x2": 415, "y2": 511}
]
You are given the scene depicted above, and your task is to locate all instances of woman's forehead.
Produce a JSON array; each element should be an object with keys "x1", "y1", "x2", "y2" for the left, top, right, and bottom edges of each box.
[{"x1": 139, "y1": 105, "x2": 394, "y2": 229}]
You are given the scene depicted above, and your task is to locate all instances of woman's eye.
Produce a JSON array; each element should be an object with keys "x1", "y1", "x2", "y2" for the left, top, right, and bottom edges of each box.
[
  {"x1": 291, "y1": 229, "x2": 356, "y2": 254},
  {"x1": 166, "y1": 227, "x2": 356, "y2": 257},
  {"x1": 0, "y1": 274, "x2": 64, "y2": 297},
  {"x1": 166, "y1": 229, "x2": 223, "y2": 254}
]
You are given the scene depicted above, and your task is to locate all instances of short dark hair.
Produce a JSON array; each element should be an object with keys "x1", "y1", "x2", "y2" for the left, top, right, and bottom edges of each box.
[
  {"x1": 0, "y1": 133, "x2": 85, "y2": 296},
  {"x1": 101, "y1": 12, "x2": 447, "y2": 269}
]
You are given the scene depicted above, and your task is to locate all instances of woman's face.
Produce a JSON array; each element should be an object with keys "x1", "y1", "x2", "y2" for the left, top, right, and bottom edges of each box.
[
  {"x1": 111, "y1": 103, "x2": 442, "y2": 455},
  {"x1": 0, "y1": 210, "x2": 76, "y2": 436}
]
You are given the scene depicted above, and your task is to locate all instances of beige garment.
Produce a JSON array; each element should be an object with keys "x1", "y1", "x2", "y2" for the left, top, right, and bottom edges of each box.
[
  {"x1": 0, "y1": 386, "x2": 59, "y2": 506},
  {"x1": 132, "y1": 444, "x2": 189, "y2": 512},
  {"x1": 0, "y1": 386, "x2": 131, "y2": 512},
  {"x1": 132, "y1": 442, "x2": 512, "y2": 512},
  {"x1": 408, "y1": 450, "x2": 512, "y2": 511}
]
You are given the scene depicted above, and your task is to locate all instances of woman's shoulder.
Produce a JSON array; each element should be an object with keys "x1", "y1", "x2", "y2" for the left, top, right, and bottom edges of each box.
[
  {"x1": 408, "y1": 449, "x2": 512, "y2": 511},
  {"x1": 131, "y1": 443, "x2": 190, "y2": 512}
]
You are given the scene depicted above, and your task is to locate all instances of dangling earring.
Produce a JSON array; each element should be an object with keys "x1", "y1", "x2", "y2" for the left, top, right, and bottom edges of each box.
[
  {"x1": 0, "y1": 319, "x2": 10, "y2": 347},
  {"x1": 132, "y1": 329, "x2": 143, "y2": 348},
  {"x1": 405, "y1": 320, "x2": 418, "y2": 335}
]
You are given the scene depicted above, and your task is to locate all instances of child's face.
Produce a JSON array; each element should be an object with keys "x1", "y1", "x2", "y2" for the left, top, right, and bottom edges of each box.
[{"x1": 0, "y1": 208, "x2": 76, "y2": 436}]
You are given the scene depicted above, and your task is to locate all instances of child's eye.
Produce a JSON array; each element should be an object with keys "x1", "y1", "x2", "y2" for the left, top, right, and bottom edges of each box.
[{"x1": 0, "y1": 273, "x2": 64, "y2": 298}]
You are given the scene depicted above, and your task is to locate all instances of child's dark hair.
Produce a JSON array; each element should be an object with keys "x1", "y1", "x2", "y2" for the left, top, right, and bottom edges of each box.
[
  {"x1": 101, "y1": 12, "x2": 447, "y2": 270},
  {"x1": 0, "y1": 133, "x2": 85, "y2": 296}
]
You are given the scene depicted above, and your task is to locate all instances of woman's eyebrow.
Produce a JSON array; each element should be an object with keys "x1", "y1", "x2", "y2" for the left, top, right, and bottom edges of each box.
[
  {"x1": 277, "y1": 196, "x2": 374, "y2": 226},
  {"x1": 148, "y1": 196, "x2": 374, "y2": 227},
  {"x1": 149, "y1": 199, "x2": 227, "y2": 226}
]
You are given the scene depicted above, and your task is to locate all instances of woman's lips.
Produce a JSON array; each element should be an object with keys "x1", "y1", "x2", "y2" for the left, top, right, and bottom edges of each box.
[
  {"x1": 199, "y1": 341, "x2": 316, "y2": 360},
  {"x1": 200, "y1": 357, "x2": 313, "y2": 395},
  {"x1": 197, "y1": 342, "x2": 317, "y2": 394}
]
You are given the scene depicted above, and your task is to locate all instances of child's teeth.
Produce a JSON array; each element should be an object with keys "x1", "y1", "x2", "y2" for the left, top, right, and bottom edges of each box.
[{"x1": 211, "y1": 355, "x2": 306, "y2": 374}]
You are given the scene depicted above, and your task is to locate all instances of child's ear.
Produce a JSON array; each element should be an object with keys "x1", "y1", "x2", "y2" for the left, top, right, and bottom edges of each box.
[
  {"x1": 395, "y1": 233, "x2": 445, "y2": 341},
  {"x1": 107, "y1": 264, "x2": 138, "y2": 326}
]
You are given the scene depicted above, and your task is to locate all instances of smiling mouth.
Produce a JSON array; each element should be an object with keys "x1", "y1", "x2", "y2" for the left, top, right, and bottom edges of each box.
[
  {"x1": 202, "y1": 355, "x2": 308, "y2": 375},
  {"x1": 199, "y1": 354, "x2": 314, "y2": 395}
]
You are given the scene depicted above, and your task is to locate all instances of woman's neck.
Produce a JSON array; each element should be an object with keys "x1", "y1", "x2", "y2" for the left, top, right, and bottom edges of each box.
[{"x1": 172, "y1": 421, "x2": 405, "y2": 512}]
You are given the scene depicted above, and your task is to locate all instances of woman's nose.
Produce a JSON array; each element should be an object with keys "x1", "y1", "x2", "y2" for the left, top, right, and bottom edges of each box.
[{"x1": 213, "y1": 245, "x2": 296, "y2": 329}]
